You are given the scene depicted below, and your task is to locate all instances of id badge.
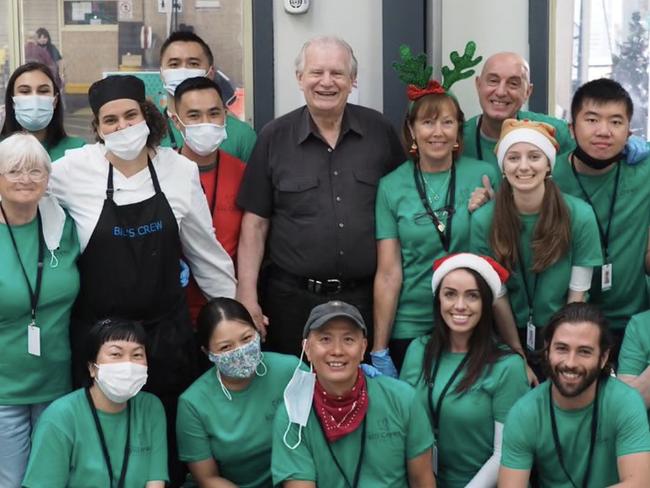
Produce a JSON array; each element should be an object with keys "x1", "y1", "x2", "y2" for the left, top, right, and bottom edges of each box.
[
  {"x1": 28, "y1": 323, "x2": 41, "y2": 356},
  {"x1": 601, "y1": 263, "x2": 612, "y2": 291},
  {"x1": 432, "y1": 445, "x2": 438, "y2": 475},
  {"x1": 526, "y1": 320, "x2": 536, "y2": 351}
]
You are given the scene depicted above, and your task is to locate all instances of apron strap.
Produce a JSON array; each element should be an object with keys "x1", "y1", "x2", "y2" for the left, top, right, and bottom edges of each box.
[{"x1": 105, "y1": 156, "x2": 161, "y2": 200}]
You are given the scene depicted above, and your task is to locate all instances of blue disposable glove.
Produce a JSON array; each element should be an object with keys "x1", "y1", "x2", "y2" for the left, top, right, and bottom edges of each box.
[
  {"x1": 360, "y1": 363, "x2": 383, "y2": 378},
  {"x1": 370, "y1": 348, "x2": 399, "y2": 378},
  {"x1": 623, "y1": 135, "x2": 650, "y2": 166},
  {"x1": 180, "y1": 259, "x2": 190, "y2": 287}
]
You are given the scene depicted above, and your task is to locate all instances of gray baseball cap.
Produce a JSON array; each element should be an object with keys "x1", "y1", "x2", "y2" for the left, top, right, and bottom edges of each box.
[{"x1": 302, "y1": 301, "x2": 367, "y2": 338}]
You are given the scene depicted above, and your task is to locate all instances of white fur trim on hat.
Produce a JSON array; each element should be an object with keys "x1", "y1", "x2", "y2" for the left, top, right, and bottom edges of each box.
[
  {"x1": 431, "y1": 253, "x2": 502, "y2": 302},
  {"x1": 496, "y1": 127, "x2": 557, "y2": 171}
]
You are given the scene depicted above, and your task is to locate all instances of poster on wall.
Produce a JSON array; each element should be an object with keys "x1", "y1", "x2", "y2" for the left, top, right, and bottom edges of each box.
[{"x1": 118, "y1": 0, "x2": 134, "y2": 21}]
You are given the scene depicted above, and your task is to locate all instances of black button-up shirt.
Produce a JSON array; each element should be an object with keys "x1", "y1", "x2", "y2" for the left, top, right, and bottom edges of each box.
[{"x1": 237, "y1": 104, "x2": 404, "y2": 279}]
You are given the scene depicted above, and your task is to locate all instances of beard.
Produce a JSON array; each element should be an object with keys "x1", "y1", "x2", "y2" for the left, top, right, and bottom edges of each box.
[{"x1": 550, "y1": 362, "x2": 601, "y2": 398}]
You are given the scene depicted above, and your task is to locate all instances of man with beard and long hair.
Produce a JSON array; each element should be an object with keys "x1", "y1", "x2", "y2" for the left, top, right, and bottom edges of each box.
[{"x1": 498, "y1": 303, "x2": 650, "y2": 488}]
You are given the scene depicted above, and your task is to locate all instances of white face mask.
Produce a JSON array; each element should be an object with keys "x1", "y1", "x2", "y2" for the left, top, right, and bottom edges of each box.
[
  {"x1": 94, "y1": 362, "x2": 148, "y2": 403},
  {"x1": 179, "y1": 119, "x2": 228, "y2": 156},
  {"x1": 282, "y1": 341, "x2": 316, "y2": 449},
  {"x1": 162, "y1": 68, "x2": 207, "y2": 95},
  {"x1": 101, "y1": 120, "x2": 150, "y2": 160},
  {"x1": 13, "y1": 95, "x2": 55, "y2": 131}
]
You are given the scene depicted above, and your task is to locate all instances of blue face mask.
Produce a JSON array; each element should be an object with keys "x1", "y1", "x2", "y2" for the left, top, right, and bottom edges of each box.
[
  {"x1": 208, "y1": 333, "x2": 262, "y2": 379},
  {"x1": 13, "y1": 95, "x2": 55, "y2": 131}
]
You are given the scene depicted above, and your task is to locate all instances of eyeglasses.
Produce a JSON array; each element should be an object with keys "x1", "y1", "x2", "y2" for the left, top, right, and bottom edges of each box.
[{"x1": 1, "y1": 168, "x2": 47, "y2": 182}]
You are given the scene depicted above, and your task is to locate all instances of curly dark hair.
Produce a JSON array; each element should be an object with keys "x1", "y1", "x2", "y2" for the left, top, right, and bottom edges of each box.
[{"x1": 92, "y1": 99, "x2": 167, "y2": 148}]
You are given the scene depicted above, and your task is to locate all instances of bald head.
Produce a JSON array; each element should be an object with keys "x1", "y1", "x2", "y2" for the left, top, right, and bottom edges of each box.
[{"x1": 475, "y1": 52, "x2": 533, "y2": 128}]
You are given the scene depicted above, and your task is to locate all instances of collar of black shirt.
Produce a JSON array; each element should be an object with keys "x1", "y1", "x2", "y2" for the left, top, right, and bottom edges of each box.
[{"x1": 297, "y1": 104, "x2": 364, "y2": 145}]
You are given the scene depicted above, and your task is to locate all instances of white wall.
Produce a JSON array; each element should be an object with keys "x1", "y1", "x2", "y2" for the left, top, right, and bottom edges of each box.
[
  {"x1": 273, "y1": 0, "x2": 382, "y2": 117},
  {"x1": 434, "y1": 0, "x2": 530, "y2": 119}
]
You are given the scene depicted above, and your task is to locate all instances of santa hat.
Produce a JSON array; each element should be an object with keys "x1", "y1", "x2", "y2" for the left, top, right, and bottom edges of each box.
[
  {"x1": 431, "y1": 253, "x2": 509, "y2": 302},
  {"x1": 494, "y1": 119, "x2": 559, "y2": 170}
]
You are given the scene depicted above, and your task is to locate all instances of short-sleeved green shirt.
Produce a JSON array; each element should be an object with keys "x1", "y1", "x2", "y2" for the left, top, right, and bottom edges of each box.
[
  {"x1": 375, "y1": 157, "x2": 499, "y2": 339},
  {"x1": 162, "y1": 112, "x2": 257, "y2": 162},
  {"x1": 23, "y1": 389, "x2": 168, "y2": 487},
  {"x1": 400, "y1": 336, "x2": 529, "y2": 487},
  {"x1": 619, "y1": 310, "x2": 650, "y2": 419},
  {"x1": 554, "y1": 154, "x2": 650, "y2": 329},
  {"x1": 0, "y1": 214, "x2": 80, "y2": 404},
  {"x1": 462, "y1": 110, "x2": 574, "y2": 170},
  {"x1": 46, "y1": 136, "x2": 86, "y2": 162},
  {"x1": 501, "y1": 379, "x2": 650, "y2": 487},
  {"x1": 272, "y1": 374, "x2": 434, "y2": 488},
  {"x1": 177, "y1": 352, "x2": 298, "y2": 488},
  {"x1": 470, "y1": 193, "x2": 603, "y2": 329}
]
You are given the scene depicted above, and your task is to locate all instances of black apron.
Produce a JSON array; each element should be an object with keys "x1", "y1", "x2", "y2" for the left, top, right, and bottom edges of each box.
[{"x1": 72, "y1": 159, "x2": 195, "y2": 395}]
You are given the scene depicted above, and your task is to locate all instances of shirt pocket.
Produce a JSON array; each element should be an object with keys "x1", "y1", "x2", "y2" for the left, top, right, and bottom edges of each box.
[
  {"x1": 275, "y1": 176, "x2": 320, "y2": 217},
  {"x1": 353, "y1": 169, "x2": 381, "y2": 209}
]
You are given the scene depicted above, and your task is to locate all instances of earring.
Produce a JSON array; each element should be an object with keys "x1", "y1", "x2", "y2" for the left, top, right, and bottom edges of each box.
[
  {"x1": 409, "y1": 141, "x2": 418, "y2": 155},
  {"x1": 452, "y1": 142, "x2": 460, "y2": 151}
]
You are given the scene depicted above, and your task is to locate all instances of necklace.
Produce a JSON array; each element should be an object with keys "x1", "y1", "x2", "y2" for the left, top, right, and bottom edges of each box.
[
  {"x1": 422, "y1": 170, "x2": 451, "y2": 205},
  {"x1": 327, "y1": 400, "x2": 358, "y2": 428}
]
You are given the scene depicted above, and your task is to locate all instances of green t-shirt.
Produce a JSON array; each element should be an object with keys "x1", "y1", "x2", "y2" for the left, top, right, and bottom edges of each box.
[
  {"x1": 0, "y1": 215, "x2": 79, "y2": 404},
  {"x1": 23, "y1": 389, "x2": 168, "y2": 487},
  {"x1": 619, "y1": 310, "x2": 650, "y2": 419},
  {"x1": 272, "y1": 374, "x2": 434, "y2": 488},
  {"x1": 177, "y1": 352, "x2": 299, "y2": 488},
  {"x1": 501, "y1": 379, "x2": 650, "y2": 487},
  {"x1": 462, "y1": 110, "x2": 574, "y2": 170},
  {"x1": 375, "y1": 156, "x2": 499, "y2": 339},
  {"x1": 554, "y1": 154, "x2": 650, "y2": 329},
  {"x1": 161, "y1": 112, "x2": 257, "y2": 162},
  {"x1": 46, "y1": 136, "x2": 86, "y2": 162},
  {"x1": 400, "y1": 336, "x2": 529, "y2": 487},
  {"x1": 470, "y1": 193, "x2": 603, "y2": 329}
]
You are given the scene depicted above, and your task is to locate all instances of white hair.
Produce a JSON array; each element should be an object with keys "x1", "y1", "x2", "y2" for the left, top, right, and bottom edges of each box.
[
  {"x1": 0, "y1": 132, "x2": 52, "y2": 175},
  {"x1": 294, "y1": 36, "x2": 358, "y2": 79}
]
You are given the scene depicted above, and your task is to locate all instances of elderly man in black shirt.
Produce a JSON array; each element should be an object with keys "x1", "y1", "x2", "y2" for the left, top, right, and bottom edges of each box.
[{"x1": 236, "y1": 36, "x2": 404, "y2": 356}]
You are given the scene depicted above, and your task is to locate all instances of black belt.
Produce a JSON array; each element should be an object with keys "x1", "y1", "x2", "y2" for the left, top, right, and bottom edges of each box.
[{"x1": 269, "y1": 266, "x2": 373, "y2": 294}]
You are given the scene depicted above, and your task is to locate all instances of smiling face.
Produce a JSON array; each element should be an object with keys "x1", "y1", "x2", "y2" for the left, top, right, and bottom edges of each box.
[
  {"x1": 297, "y1": 42, "x2": 354, "y2": 118},
  {"x1": 96, "y1": 98, "x2": 145, "y2": 138},
  {"x1": 206, "y1": 319, "x2": 257, "y2": 355},
  {"x1": 88, "y1": 339, "x2": 147, "y2": 380},
  {"x1": 570, "y1": 99, "x2": 630, "y2": 161},
  {"x1": 438, "y1": 269, "x2": 483, "y2": 342},
  {"x1": 0, "y1": 160, "x2": 48, "y2": 209},
  {"x1": 305, "y1": 318, "x2": 366, "y2": 394},
  {"x1": 475, "y1": 53, "x2": 532, "y2": 125},
  {"x1": 502, "y1": 141, "x2": 550, "y2": 194},
  {"x1": 547, "y1": 321, "x2": 608, "y2": 401},
  {"x1": 409, "y1": 98, "x2": 460, "y2": 168}
]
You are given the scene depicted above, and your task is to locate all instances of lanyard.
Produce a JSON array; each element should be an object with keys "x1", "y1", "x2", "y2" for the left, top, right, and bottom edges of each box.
[
  {"x1": 0, "y1": 205, "x2": 44, "y2": 324},
  {"x1": 85, "y1": 388, "x2": 131, "y2": 488},
  {"x1": 165, "y1": 112, "x2": 179, "y2": 150},
  {"x1": 570, "y1": 155, "x2": 620, "y2": 261},
  {"x1": 207, "y1": 152, "x2": 221, "y2": 216},
  {"x1": 549, "y1": 380, "x2": 600, "y2": 488},
  {"x1": 475, "y1": 116, "x2": 484, "y2": 161},
  {"x1": 427, "y1": 353, "x2": 469, "y2": 431},
  {"x1": 413, "y1": 161, "x2": 456, "y2": 252},
  {"x1": 517, "y1": 242, "x2": 538, "y2": 324},
  {"x1": 315, "y1": 412, "x2": 366, "y2": 488}
]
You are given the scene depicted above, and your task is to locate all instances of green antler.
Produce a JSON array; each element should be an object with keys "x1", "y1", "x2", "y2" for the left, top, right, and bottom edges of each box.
[
  {"x1": 392, "y1": 44, "x2": 433, "y2": 88},
  {"x1": 441, "y1": 41, "x2": 483, "y2": 90}
]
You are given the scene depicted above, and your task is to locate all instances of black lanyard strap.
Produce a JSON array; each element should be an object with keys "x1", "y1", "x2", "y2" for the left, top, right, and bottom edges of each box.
[
  {"x1": 1, "y1": 205, "x2": 44, "y2": 324},
  {"x1": 549, "y1": 380, "x2": 600, "y2": 488},
  {"x1": 516, "y1": 241, "x2": 538, "y2": 324},
  {"x1": 208, "y1": 152, "x2": 221, "y2": 216},
  {"x1": 570, "y1": 155, "x2": 620, "y2": 260},
  {"x1": 427, "y1": 353, "x2": 469, "y2": 431},
  {"x1": 85, "y1": 388, "x2": 131, "y2": 488},
  {"x1": 165, "y1": 112, "x2": 179, "y2": 150},
  {"x1": 315, "y1": 411, "x2": 366, "y2": 488},
  {"x1": 475, "y1": 116, "x2": 484, "y2": 161},
  {"x1": 413, "y1": 161, "x2": 456, "y2": 252}
]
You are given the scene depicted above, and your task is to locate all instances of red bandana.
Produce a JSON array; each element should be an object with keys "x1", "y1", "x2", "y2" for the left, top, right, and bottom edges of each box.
[
  {"x1": 314, "y1": 369, "x2": 369, "y2": 443},
  {"x1": 406, "y1": 80, "x2": 446, "y2": 101}
]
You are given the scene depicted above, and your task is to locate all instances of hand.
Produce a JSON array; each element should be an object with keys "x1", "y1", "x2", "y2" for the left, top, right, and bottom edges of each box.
[
  {"x1": 179, "y1": 259, "x2": 190, "y2": 287},
  {"x1": 370, "y1": 348, "x2": 399, "y2": 378},
  {"x1": 238, "y1": 294, "x2": 269, "y2": 341},
  {"x1": 623, "y1": 135, "x2": 650, "y2": 166},
  {"x1": 360, "y1": 363, "x2": 383, "y2": 378},
  {"x1": 468, "y1": 175, "x2": 495, "y2": 212},
  {"x1": 525, "y1": 363, "x2": 539, "y2": 387}
]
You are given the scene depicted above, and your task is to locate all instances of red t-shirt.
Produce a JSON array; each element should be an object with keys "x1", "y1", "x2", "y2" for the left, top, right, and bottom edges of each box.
[{"x1": 187, "y1": 150, "x2": 245, "y2": 324}]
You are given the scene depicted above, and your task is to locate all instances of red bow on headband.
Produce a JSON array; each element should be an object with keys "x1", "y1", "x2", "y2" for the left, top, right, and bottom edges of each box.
[{"x1": 406, "y1": 80, "x2": 446, "y2": 101}]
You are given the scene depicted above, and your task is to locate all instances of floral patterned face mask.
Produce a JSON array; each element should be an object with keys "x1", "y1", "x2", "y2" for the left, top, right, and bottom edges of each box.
[{"x1": 208, "y1": 333, "x2": 263, "y2": 380}]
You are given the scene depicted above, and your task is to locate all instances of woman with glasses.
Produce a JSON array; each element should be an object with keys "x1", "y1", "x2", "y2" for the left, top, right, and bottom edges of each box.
[
  {"x1": 372, "y1": 80, "x2": 498, "y2": 374},
  {"x1": 0, "y1": 133, "x2": 80, "y2": 487},
  {"x1": 1, "y1": 62, "x2": 84, "y2": 161}
]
